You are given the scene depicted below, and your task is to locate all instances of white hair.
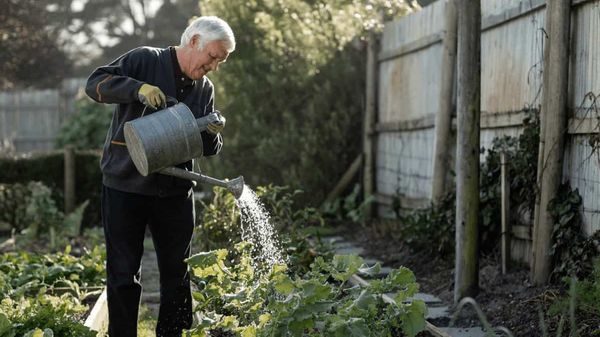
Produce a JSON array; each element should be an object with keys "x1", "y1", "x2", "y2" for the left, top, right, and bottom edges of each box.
[{"x1": 180, "y1": 16, "x2": 236, "y2": 52}]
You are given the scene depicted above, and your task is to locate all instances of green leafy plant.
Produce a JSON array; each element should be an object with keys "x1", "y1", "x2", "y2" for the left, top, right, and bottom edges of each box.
[
  {"x1": 394, "y1": 191, "x2": 456, "y2": 258},
  {"x1": 0, "y1": 294, "x2": 96, "y2": 337},
  {"x1": 0, "y1": 245, "x2": 105, "y2": 300},
  {"x1": 388, "y1": 111, "x2": 540, "y2": 258},
  {"x1": 55, "y1": 96, "x2": 112, "y2": 150},
  {"x1": 322, "y1": 184, "x2": 375, "y2": 225},
  {"x1": 549, "y1": 184, "x2": 599, "y2": 280},
  {"x1": 0, "y1": 246, "x2": 105, "y2": 337},
  {"x1": 195, "y1": 185, "x2": 325, "y2": 253},
  {"x1": 0, "y1": 181, "x2": 89, "y2": 249},
  {"x1": 185, "y1": 243, "x2": 426, "y2": 337},
  {"x1": 545, "y1": 258, "x2": 600, "y2": 336}
]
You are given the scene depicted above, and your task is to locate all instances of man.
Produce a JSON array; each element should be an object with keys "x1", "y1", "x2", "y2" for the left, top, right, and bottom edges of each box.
[{"x1": 85, "y1": 16, "x2": 235, "y2": 337}]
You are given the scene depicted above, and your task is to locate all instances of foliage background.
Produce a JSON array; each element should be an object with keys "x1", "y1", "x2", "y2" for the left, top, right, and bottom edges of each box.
[{"x1": 197, "y1": 0, "x2": 412, "y2": 205}]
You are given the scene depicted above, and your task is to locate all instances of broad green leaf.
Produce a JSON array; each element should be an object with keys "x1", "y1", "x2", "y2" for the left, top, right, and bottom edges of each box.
[
  {"x1": 186, "y1": 250, "x2": 228, "y2": 269},
  {"x1": 350, "y1": 289, "x2": 377, "y2": 311},
  {"x1": 274, "y1": 277, "x2": 295, "y2": 295},
  {"x1": 23, "y1": 329, "x2": 44, "y2": 337},
  {"x1": 238, "y1": 325, "x2": 257, "y2": 337},
  {"x1": 358, "y1": 263, "x2": 381, "y2": 277},
  {"x1": 300, "y1": 280, "x2": 331, "y2": 302},
  {"x1": 0, "y1": 312, "x2": 14, "y2": 337},
  {"x1": 219, "y1": 315, "x2": 239, "y2": 330},
  {"x1": 328, "y1": 317, "x2": 370, "y2": 337},
  {"x1": 331, "y1": 255, "x2": 364, "y2": 281},
  {"x1": 401, "y1": 300, "x2": 427, "y2": 337}
]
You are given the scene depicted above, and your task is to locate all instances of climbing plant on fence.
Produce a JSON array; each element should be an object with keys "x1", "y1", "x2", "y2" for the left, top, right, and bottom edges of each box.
[{"x1": 393, "y1": 111, "x2": 540, "y2": 258}]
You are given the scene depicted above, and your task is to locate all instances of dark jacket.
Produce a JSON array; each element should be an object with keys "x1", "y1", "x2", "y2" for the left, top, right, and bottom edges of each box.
[{"x1": 85, "y1": 46, "x2": 222, "y2": 197}]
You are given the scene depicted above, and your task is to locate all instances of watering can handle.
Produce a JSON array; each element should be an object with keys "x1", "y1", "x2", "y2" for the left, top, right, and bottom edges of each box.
[{"x1": 165, "y1": 96, "x2": 178, "y2": 106}]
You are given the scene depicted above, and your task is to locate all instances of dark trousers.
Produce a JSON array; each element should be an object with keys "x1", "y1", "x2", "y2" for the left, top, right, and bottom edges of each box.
[{"x1": 101, "y1": 185, "x2": 194, "y2": 337}]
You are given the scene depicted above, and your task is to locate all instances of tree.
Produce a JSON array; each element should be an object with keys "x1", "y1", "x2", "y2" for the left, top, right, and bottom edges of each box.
[
  {"x1": 50, "y1": 0, "x2": 200, "y2": 69},
  {"x1": 0, "y1": 0, "x2": 73, "y2": 89},
  {"x1": 198, "y1": 0, "x2": 414, "y2": 204}
]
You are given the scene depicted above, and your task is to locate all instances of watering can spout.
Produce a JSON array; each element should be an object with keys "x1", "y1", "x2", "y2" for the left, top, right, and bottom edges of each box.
[
  {"x1": 226, "y1": 176, "x2": 245, "y2": 199},
  {"x1": 158, "y1": 167, "x2": 245, "y2": 198}
]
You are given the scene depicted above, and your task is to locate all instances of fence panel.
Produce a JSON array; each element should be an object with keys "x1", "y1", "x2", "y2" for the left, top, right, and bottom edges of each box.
[
  {"x1": 0, "y1": 78, "x2": 86, "y2": 153},
  {"x1": 375, "y1": 0, "x2": 600, "y2": 262}
]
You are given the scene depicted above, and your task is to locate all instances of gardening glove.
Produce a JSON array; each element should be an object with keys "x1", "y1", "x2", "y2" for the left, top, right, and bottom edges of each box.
[
  {"x1": 206, "y1": 113, "x2": 226, "y2": 134},
  {"x1": 138, "y1": 84, "x2": 166, "y2": 109}
]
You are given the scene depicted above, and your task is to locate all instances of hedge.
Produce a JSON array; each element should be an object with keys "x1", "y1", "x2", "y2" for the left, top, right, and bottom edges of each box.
[{"x1": 0, "y1": 150, "x2": 102, "y2": 228}]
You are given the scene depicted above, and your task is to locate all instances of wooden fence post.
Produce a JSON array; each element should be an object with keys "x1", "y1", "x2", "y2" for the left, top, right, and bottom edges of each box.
[
  {"x1": 454, "y1": 0, "x2": 481, "y2": 303},
  {"x1": 64, "y1": 146, "x2": 76, "y2": 214},
  {"x1": 363, "y1": 32, "x2": 379, "y2": 218},
  {"x1": 501, "y1": 152, "x2": 511, "y2": 274},
  {"x1": 432, "y1": 0, "x2": 458, "y2": 203},
  {"x1": 532, "y1": 0, "x2": 571, "y2": 285}
]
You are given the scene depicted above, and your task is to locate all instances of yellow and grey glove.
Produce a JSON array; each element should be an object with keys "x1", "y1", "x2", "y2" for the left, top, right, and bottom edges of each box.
[
  {"x1": 207, "y1": 114, "x2": 226, "y2": 134},
  {"x1": 138, "y1": 84, "x2": 166, "y2": 109}
]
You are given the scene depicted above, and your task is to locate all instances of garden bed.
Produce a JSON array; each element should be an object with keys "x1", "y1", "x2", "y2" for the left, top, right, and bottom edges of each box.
[{"x1": 350, "y1": 222, "x2": 597, "y2": 336}]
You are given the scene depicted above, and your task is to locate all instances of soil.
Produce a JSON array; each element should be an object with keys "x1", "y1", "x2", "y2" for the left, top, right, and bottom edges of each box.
[{"x1": 345, "y1": 222, "x2": 583, "y2": 337}]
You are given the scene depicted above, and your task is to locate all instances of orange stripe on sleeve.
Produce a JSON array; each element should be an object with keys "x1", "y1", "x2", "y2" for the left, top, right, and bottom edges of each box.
[{"x1": 96, "y1": 75, "x2": 113, "y2": 102}]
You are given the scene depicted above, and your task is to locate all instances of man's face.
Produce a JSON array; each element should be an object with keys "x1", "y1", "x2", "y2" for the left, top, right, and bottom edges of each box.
[{"x1": 186, "y1": 36, "x2": 229, "y2": 80}]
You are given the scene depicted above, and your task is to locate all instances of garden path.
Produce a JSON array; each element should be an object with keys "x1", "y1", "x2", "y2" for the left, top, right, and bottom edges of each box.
[{"x1": 323, "y1": 235, "x2": 488, "y2": 337}]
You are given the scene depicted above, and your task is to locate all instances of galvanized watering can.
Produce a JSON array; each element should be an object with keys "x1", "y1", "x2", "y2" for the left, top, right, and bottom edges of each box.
[{"x1": 123, "y1": 101, "x2": 244, "y2": 198}]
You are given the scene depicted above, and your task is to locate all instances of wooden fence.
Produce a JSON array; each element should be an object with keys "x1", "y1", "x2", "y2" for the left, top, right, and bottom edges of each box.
[
  {"x1": 0, "y1": 78, "x2": 86, "y2": 153},
  {"x1": 370, "y1": 0, "x2": 600, "y2": 263}
]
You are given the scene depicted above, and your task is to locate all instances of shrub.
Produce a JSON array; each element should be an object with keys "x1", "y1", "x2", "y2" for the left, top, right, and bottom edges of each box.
[
  {"x1": 0, "y1": 150, "x2": 102, "y2": 227},
  {"x1": 55, "y1": 96, "x2": 112, "y2": 150}
]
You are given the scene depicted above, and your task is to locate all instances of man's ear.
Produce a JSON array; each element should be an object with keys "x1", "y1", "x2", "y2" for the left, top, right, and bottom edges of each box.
[{"x1": 191, "y1": 34, "x2": 202, "y2": 49}]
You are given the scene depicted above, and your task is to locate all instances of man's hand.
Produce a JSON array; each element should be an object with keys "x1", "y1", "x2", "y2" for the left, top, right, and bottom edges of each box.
[
  {"x1": 207, "y1": 115, "x2": 226, "y2": 134},
  {"x1": 138, "y1": 84, "x2": 166, "y2": 109}
]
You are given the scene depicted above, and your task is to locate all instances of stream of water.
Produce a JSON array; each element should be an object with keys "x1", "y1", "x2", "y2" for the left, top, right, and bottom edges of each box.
[{"x1": 236, "y1": 185, "x2": 287, "y2": 273}]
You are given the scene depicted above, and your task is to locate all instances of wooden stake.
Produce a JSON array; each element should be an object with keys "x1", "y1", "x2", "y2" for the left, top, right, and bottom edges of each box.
[
  {"x1": 64, "y1": 146, "x2": 76, "y2": 214},
  {"x1": 532, "y1": 0, "x2": 571, "y2": 285},
  {"x1": 324, "y1": 154, "x2": 363, "y2": 204},
  {"x1": 501, "y1": 152, "x2": 511, "y2": 274},
  {"x1": 363, "y1": 32, "x2": 379, "y2": 219},
  {"x1": 432, "y1": 0, "x2": 458, "y2": 203},
  {"x1": 454, "y1": 0, "x2": 481, "y2": 304}
]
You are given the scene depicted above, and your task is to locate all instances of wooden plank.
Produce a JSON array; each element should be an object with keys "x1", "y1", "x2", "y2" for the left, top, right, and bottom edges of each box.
[
  {"x1": 325, "y1": 154, "x2": 363, "y2": 204},
  {"x1": 84, "y1": 288, "x2": 108, "y2": 332},
  {"x1": 378, "y1": 32, "x2": 443, "y2": 63},
  {"x1": 375, "y1": 113, "x2": 599, "y2": 134},
  {"x1": 480, "y1": 111, "x2": 529, "y2": 129},
  {"x1": 512, "y1": 225, "x2": 532, "y2": 240},
  {"x1": 481, "y1": 0, "x2": 596, "y2": 32},
  {"x1": 375, "y1": 115, "x2": 435, "y2": 133},
  {"x1": 572, "y1": 0, "x2": 600, "y2": 7},
  {"x1": 374, "y1": 193, "x2": 430, "y2": 209},
  {"x1": 481, "y1": 0, "x2": 545, "y2": 31},
  {"x1": 567, "y1": 117, "x2": 600, "y2": 134}
]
